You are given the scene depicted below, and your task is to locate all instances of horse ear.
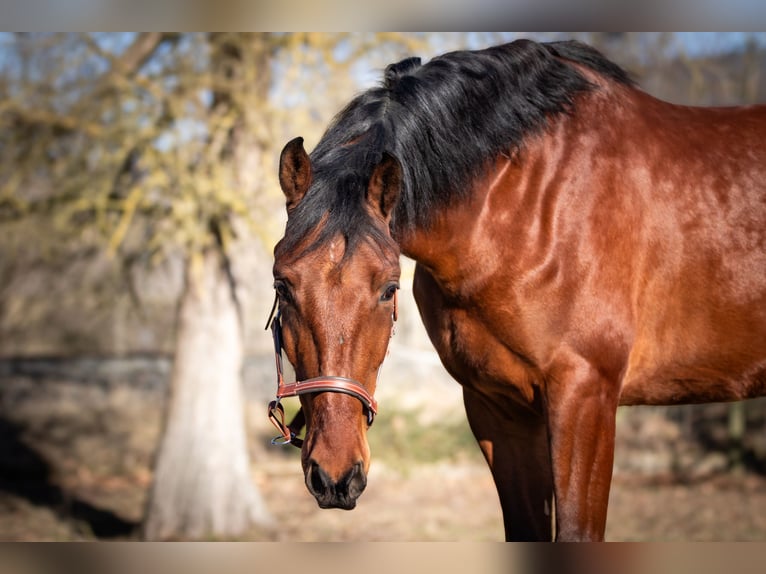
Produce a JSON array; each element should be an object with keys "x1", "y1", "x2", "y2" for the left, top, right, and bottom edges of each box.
[
  {"x1": 367, "y1": 153, "x2": 402, "y2": 224},
  {"x1": 279, "y1": 137, "x2": 312, "y2": 212}
]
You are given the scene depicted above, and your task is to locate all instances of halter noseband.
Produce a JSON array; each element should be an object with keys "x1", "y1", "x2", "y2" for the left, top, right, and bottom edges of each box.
[{"x1": 265, "y1": 291, "x2": 397, "y2": 448}]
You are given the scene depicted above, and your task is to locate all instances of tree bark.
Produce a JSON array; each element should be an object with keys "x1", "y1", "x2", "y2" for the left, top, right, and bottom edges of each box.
[{"x1": 142, "y1": 248, "x2": 272, "y2": 540}]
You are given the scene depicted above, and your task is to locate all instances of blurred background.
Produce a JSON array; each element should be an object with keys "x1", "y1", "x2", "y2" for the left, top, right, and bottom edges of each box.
[{"x1": 1, "y1": 32, "x2": 766, "y2": 541}]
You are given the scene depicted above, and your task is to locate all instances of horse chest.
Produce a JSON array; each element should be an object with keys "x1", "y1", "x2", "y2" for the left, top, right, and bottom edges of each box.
[{"x1": 413, "y1": 264, "x2": 541, "y2": 405}]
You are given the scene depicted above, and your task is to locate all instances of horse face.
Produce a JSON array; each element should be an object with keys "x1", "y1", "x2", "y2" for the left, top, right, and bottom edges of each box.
[{"x1": 273, "y1": 137, "x2": 401, "y2": 510}]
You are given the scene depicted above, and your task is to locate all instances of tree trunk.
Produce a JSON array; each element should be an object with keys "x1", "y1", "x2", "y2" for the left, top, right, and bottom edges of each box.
[
  {"x1": 142, "y1": 248, "x2": 272, "y2": 540},
  {"x1": 728, "y1": 401, "x2": 746, "y2": 473}
]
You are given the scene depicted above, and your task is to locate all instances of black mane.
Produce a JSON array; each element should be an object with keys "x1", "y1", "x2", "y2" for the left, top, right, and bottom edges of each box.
[{"x1": 281, "y1": 39, "x2": 633, "y2": 256}]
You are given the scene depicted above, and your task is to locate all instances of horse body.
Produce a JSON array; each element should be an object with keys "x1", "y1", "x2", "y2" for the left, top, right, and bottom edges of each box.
[
  {"x1": 400, "y1": 82, "x2": 766, "y2": 538},
  {"x1": 272, "y1": 40, "x2": 766, "y2": 540},
  {"x1": 405, "y1": 81, "x2": 766, "y2": 405}
]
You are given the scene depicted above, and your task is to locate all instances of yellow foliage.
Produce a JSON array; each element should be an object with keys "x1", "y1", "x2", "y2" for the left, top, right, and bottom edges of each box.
[{"x1": 0, "y1": 33, "x2": 454, "y2": 265}]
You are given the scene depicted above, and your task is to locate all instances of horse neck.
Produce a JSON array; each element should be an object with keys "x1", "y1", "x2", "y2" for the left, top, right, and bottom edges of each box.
[
  {"x1": 393, "y1": 154, "x2": 516, "y2": 294},
  {"x1": 390, "y1": 91, "x2": 621, "y2": 293}
]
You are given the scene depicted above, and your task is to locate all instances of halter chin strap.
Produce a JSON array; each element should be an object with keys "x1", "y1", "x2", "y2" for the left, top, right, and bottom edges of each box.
[{"x1": 265, "y1": 291, "x2": 397, "y2": 448}]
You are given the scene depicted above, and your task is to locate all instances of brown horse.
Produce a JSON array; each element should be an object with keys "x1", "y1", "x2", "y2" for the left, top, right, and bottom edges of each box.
[{"x1": 268, "y1": 39, "x2": 766, "y2": 540}]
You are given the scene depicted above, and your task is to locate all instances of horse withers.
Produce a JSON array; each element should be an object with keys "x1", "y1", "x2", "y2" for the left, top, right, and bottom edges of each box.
[{"x1": 269, "y1": 39, "x2": 766, "y2": 540}]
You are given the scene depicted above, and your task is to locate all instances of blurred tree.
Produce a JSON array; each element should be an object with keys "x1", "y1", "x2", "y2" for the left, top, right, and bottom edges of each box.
[
  {"x1": 140, "y1": 33, "x2": 277, "y2": 539},
  {"x1": 0, "y1": 31, "x2": 429, "y2": 540}
]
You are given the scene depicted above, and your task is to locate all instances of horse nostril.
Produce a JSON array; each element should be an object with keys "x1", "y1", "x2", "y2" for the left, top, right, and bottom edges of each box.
[
  {"x1": 307, "y1": 460, "x2": 332, "y2": 499},
  {"x1": 344, "y1": 462, "x2": 367, "y2": 500}
]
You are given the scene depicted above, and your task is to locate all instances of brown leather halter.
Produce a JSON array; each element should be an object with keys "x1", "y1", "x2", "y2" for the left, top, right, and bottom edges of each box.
[{"x1": 265, "y1": 291, "x2": 397, "y2": 448}]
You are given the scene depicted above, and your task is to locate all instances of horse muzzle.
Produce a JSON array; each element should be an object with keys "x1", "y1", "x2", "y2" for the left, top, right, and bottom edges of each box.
[{"x1": 305, "y1": 459, "x2": 367, "y2": 510}]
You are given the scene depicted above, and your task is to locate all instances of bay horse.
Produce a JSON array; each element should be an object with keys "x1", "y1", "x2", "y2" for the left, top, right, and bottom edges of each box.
[{"x1": 268, "y1": 39, "x2": 766, "y2": 541}]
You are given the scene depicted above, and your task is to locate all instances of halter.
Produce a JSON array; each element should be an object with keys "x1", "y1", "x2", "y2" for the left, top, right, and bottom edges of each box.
[{"x1": 265, "y1": 291, "x2": 397, "y2": 448}]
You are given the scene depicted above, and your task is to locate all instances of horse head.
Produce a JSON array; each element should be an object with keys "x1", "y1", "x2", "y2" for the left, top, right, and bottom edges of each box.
[{"x1": 271, "y1": 137, "x2": 401, "y2": 509}]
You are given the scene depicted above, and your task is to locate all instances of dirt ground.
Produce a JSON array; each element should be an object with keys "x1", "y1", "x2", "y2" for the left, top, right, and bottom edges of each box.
[
  {"x1": 4, "y1": 448, "x2": 766, "y2": 542},
  {"x1": 2, "y1": 373, "x2": 766, "y2": 541}
]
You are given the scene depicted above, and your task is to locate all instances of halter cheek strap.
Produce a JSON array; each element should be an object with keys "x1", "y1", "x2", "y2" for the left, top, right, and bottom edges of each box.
[{"x1": 265, "y1": 291, "x2": 397, "y2": 447}]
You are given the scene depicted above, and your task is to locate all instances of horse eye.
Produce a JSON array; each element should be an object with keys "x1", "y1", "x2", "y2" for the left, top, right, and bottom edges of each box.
[
  {"x1": 380, "y1": 283, "x2": 399, "y2": 302},
  {"x1": 274, "y1": 280, "x2": 291, "y2": 303}
]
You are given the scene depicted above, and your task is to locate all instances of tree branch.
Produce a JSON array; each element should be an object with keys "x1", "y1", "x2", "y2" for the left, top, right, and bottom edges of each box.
[
  {"x1": 111, "y1": 33, "x2": 173, "y2": 77},
  {"x1": 3, "y1": 33, "x2": 175, "y2": 139}
]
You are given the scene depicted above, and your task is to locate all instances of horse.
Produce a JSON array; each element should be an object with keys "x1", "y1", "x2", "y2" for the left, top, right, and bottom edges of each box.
[{"x1": 267, "y1": 39, "x2": 766, "y2": 541}]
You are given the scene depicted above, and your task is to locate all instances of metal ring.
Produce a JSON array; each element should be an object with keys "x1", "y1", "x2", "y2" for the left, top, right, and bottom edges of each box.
[{"x1": 271, "y1": 432, "x2": 294, "y2": 446}]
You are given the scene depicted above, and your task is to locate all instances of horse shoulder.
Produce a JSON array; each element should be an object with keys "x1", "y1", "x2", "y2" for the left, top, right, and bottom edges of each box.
[{"x1": 412, "y1": 263, "x2": 543, "y2": 409}]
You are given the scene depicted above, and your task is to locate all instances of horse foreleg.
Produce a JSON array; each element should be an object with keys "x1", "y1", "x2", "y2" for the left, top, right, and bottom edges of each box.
[
  {"x1": 463, "y1": 386, "x2": 554, "y2": 541},
  {"x1": 544, "y1": 351, "x2": 620, "y2": 541}
]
